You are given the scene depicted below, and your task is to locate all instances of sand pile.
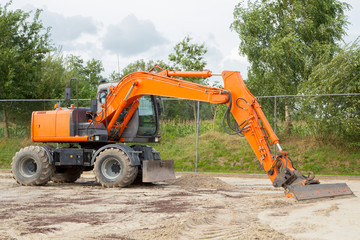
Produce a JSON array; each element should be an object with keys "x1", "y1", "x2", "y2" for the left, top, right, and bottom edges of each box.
[{"x1": 168, "y1": 174, "x2": 233, "y2": 189}]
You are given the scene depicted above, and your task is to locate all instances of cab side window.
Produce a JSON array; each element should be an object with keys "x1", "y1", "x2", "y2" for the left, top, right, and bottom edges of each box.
[
  {"x1": 137, "y1": 96, "x2": 157, "y2": 136},
  {"x1": 98, "y1": 90, "x2": 107, "y2": 105}
]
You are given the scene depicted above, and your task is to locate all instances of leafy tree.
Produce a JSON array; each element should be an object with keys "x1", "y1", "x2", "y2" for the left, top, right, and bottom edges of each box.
[
  {"x1": 231, "y1": 0, "x2": 350, "y2": 134},
  {"x1": 0, "y1": 1, "x2": 52, "y2": 137},
  {"x1": 35, "y1": 51, "x2": 68, "y2": 99},
  {"x1": 168, "y1": 37, "x2": 210, "y2": 122},
  {"x1": 106, "y1": 38, "x2": 212, "y2": 122},
  {"x1": 65, "y1": 55, "x2": 104, "y2": 99},
  {"x1": 169, "y1": 37, "x2": 207, "y2": 74},
  {"x1": 300, "y1": 40, "x2": 360, "y2": 147},
  {"x1": 83, "y1": 58, "x2": 104, "y2": 97},
  {"x1": 108, "y1": 59, "x2": 168, "y2": 82},
  {"x1": 122, "y1": 59, "x2": 168, "y2": 78}
]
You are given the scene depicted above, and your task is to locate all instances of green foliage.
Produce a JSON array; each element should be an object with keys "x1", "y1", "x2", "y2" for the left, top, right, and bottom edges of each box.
[
  {"x1": 299, "y1": 40, "x2": 360, "y2": 147},
  {"x1": 109, "y1": 59, "x2": 169, "y2": 82},
  {"x1": 231, "y1": 0, "x2": 350, "y2": 96},
  {"x1": 1, "y1": 121, "x2": 360, "y2": 175},
  {"x1": 151, "y1": 121, "x2": 360, "y2": 174},
  {"x1": 36, "y1": 52, "x2": 68, "y2": 99},
  {"x1": 65, "y1": 55, "x2": 104, "y2": 99},
  {"x1": 107, "y1": 36, "x2": 213, "y2": 121},
  {"x1": 161, "y1": 119, "x2": 213, "y2": 139},
  {"x1": 0, "y1": 125, "x2": 26, "y2": 137},
  {"x1": 167, "y1": 37, "x2": 210, "y2": 121},
  {"x1": 0, "y1": 1, "x2": 53, "y2": 99},
  {"x1": 169, "y1": 37, "x2": 207, "y2": 71},
  {"x1": 0, "y1": 51, "x2": 103, "y2": 137},
  {"x1": 0, "y1": 1, "x2": 53, "y2": 137},
  {"x1": 0, "y1": 137, "x2": 35, "y2": 168},
  {"x1": 231, "y1": 0, "x2": 350, "y2": 134}
]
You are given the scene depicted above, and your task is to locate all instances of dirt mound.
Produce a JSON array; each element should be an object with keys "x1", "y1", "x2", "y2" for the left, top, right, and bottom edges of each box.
[{"x1": 168, "y1": 174, "x2": 233, "y2": 189}]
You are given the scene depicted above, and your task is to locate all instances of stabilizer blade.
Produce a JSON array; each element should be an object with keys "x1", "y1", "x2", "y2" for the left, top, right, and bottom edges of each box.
[
  {"x1": 287, "y1": 183, "x2": 354, "y2": 201},
  {"x1": 142, "y1": 160, "x2": 176, "y2": 182}
]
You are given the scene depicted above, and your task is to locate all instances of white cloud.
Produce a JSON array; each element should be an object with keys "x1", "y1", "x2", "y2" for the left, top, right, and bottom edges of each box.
[
  {"x1": 41, "y1": 11, "x2": 99, "y2": 43},
  {"x1": 9, "y1": 0, "x2": 360, "y2": 78},
  {"x1": 102, "y1": 14, "x2": 168, "y2": 56}
]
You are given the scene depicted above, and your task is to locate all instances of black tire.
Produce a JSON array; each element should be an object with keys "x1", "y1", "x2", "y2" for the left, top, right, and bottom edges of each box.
[
  {"x1": 51, "y1": 166, "x2": 83, "y2": 183},
  {"x1": 11, "y1": 146, "x2": 55, "y2": 186},
  {"x1": 132, "y1": 166, "x2": 143, "y2": 185},
  {"x1": 94, "y1": 148, "x2": 138, "y2": 188}
]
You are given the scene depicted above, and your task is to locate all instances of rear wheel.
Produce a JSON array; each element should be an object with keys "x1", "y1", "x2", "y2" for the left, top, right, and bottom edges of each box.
[
  {"x1": 11, "y1": 146, "x2": 55, "y2": 186},
  {"x1": 94, "y1": 148, "x2": 138, "y2": 188},
  {"x1": 51, "y1": 166, "x2": 83, "y2": 183}
]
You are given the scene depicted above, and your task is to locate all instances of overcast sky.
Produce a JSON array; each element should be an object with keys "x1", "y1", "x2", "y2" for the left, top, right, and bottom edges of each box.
[{"x1": 8, "y1": 0, "x2": 360, "y2": 81}]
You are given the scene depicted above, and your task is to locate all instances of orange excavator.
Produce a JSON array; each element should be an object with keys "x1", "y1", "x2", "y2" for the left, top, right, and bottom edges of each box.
[{"x1": 12, "y1": 66, "x2": 353, "y2": 200}]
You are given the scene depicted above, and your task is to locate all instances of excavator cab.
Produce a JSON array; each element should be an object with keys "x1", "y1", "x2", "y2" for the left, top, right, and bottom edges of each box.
[{"x1": 96, "y1": 82, "x2": 161, "y2": 143}]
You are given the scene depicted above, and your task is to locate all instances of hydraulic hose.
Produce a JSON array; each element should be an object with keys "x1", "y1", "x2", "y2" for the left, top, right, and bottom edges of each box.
[{"x1": 222, "y1": 91, "x2": 246, "y2": 135}]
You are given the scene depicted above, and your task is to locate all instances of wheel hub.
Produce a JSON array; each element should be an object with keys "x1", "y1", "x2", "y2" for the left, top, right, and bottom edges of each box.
[
  {"x1": 28, "y1": 161, "x2": 37, "y2": 172},
  {"x1": 20, "y1": 158, "x2": 38, "y2": 177},
  {"x1": 111, "y1": 164, "x2": 120, "y2": 174},
  {"x1": 102, "y1": 158, "x2": 122, "y2": 180}
]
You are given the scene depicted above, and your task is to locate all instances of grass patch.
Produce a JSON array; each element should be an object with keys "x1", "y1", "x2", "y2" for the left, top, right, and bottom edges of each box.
[
  {"x1": 0, "y1": 120, "x2": 359, "y2": 175},
  {"x1": 0, "y1": 137, "x2": 35, "y2": 168}
]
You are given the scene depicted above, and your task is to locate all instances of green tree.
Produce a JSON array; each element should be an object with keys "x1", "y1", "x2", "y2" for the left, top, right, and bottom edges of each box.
[
  {"x1": 107, "y1": 38, "x2": 211, "y2": 122},
  {"x1": 169, "y1": 37, "x2": 207, "y2": 74},
  {"x1": 83, "y1": 58, "x2": 104, "y2": 97},
  {"x1": 36, "y1": 51, "x2": 68, "y2": 99},
  {"x1": 108, "y1": 59, "x2": 168, "y2": 82},
  {"x1": 300, "y1": 40, "x2": 360, "y2": 147},
  {"x1": 231, "y1": 0, "x2": 350, "y2": 134},
  {"x1": 0, "y1": 2, "x2": 52, "y2": 137},
  {"x1": 168, "y1": 37, "x2": 210, "y2": 122},
  {"x1": 65, "y1": 55, "x2": 104, "y2": 99}
]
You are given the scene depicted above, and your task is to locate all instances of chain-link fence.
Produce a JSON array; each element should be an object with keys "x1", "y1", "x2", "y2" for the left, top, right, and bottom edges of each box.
[
  {"x1": 1, "y1": 94, "x2": 359, "y2": 171},
  {"x1": 1, "y1": 94, "x2": 359, "y2": 139},
  {"x1": 257, "y1": 93, "x2": 360, "y2": 142}
]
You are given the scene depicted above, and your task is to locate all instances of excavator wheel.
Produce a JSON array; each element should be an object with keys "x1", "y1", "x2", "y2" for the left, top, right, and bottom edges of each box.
[
  {"x1": 94, "y1": 148, "x2": 138, "y2": 188},
  {"x1": 11, "y1": 146, "x2": 55, "y2": 186},
  {"x1": 51, "y1": 166, "x2": 83, "y2": 183}
]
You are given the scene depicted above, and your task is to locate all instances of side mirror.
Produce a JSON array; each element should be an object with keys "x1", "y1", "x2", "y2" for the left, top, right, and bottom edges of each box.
[
  {"x1": 64, "y1": 87, "x2": 72, "y2": 101},
  {"x1": 90, "y1": 99, "x2": 97, "y2": 114}
]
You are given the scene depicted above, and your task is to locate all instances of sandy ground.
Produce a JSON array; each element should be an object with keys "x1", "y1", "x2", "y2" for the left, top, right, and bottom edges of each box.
[{"x1": 0, "y1": 170, "x2": 359, "y2": 240}]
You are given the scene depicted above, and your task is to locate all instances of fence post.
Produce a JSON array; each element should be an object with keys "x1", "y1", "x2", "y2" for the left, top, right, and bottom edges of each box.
[
  {"x1": 274, "y1": 96, "x2": 277, "y2": 134},
  {"x1": 195, "y1": 101, "x2": 200, "y2": 172},
  {"x1": 274, "y1": 96, "x2": 277, "y2": 154}
]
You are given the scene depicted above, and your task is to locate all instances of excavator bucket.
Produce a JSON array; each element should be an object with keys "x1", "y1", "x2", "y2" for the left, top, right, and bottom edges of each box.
[
  {"x1": 274, "y1": 168, "x2": 354, "y2": 201},
  {"x1": 287, "y1": 183, "x2": 354, "y2": 201},
  {"x1": 142, "y1": 160, "x2": 176, "y2": 182}
]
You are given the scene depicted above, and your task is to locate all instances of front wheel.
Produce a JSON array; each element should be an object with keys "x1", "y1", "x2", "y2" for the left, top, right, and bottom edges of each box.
[
  {"x1": 11, "y1": 146, "x2": 55, "y2": 186},
  {"x1": 94, "y1": 148, "x2": 138, "y2": 188}
]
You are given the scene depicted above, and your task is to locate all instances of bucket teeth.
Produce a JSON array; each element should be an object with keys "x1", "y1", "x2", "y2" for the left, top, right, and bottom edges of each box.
[{"x1": 287, "y1": 183, "x2": 354, "y2": 201}]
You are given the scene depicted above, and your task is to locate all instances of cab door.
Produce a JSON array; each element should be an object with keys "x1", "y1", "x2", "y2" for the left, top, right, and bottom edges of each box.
[{"x1": 121, "y1": 95, "x2": 160, "y2": 142}]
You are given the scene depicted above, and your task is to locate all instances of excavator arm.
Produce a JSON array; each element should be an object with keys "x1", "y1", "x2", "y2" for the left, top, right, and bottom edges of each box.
[{"x1": 94, "y1": 67, "x2": 353, "y2": 200}]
